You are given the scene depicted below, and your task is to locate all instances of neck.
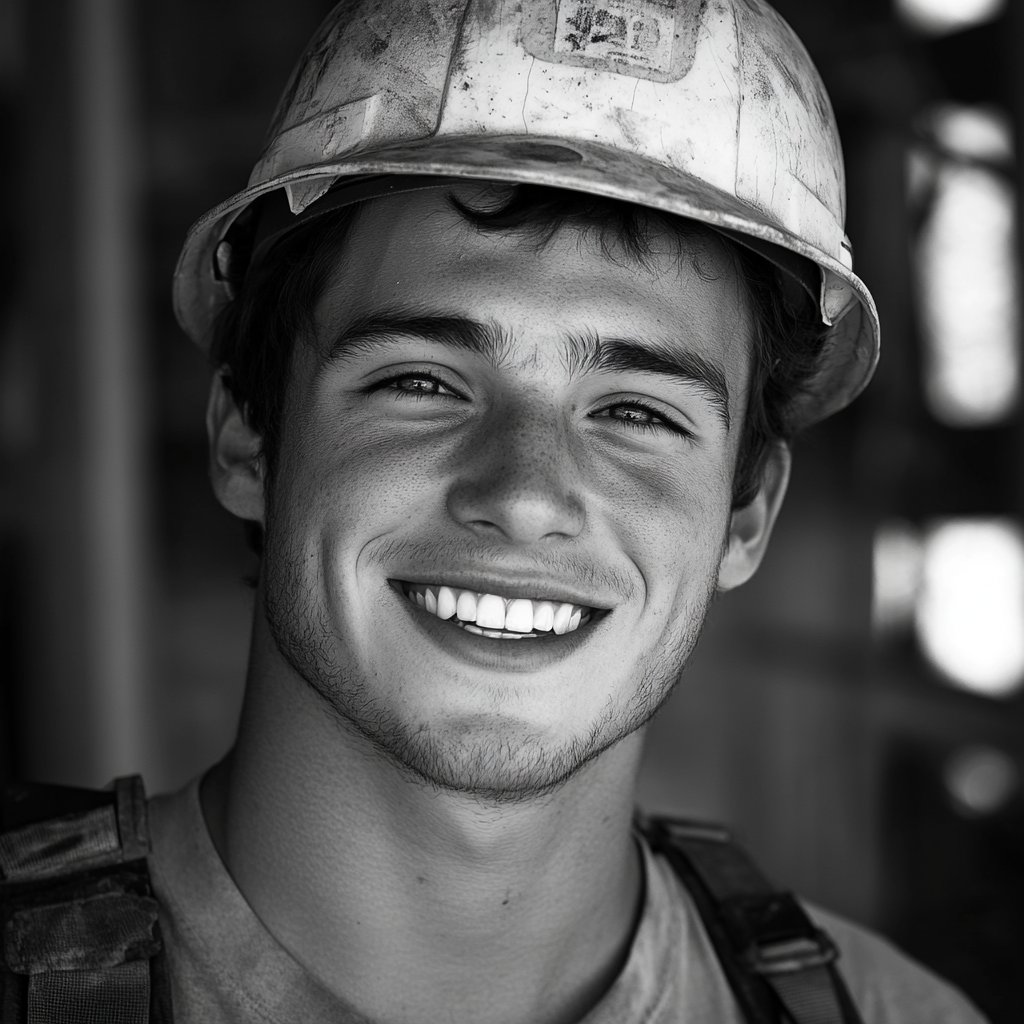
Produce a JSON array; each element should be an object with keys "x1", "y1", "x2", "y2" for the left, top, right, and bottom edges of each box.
[{"x1": 202, "y1": 612, "x2": 646, "y2": 1024}]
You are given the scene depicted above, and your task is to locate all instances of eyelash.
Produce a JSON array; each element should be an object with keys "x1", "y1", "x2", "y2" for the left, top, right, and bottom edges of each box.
[{"x1": 594, "y1": 400, "x2": 691, "y2": 438}]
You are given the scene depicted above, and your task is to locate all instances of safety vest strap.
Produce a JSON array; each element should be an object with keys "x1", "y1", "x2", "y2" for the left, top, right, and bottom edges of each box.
[
  {"x1": 0, "y1": 776, "x2": 173, "y2": 1024},
  {"x1": 641, "y1": 816, "x2": 864, "y2": 1024}
]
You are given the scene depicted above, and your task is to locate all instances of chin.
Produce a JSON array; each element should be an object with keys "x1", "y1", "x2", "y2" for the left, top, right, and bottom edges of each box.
[
  {"x1": 375, "y1": 724, "x2": 605, "y2": 802},
  {"x1": 329, "y1": 690, "x2": 662, "y2": 803}
]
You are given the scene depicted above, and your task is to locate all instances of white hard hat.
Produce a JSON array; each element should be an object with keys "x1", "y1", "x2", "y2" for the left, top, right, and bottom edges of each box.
[{"x1": 174, "y1": 0, "x2": 879, "y2": 427}]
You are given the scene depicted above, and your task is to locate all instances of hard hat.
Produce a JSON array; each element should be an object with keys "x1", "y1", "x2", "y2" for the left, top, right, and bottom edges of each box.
[{"x1": 174, "y1": 0, "x2": 879, "y2": 428}]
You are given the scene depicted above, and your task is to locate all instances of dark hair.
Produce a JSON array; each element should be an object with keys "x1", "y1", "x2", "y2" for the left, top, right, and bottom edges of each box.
[{"x1": 211, "y1": 184, "x2": 828, "y2": 549}]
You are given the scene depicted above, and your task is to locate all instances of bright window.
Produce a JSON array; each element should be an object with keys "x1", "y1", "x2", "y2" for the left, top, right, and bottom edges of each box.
[
  {"x1": 916, "y1": 519, "x2": 1024, "y2": 697},
  {"x1": 896, "y1": 0, "x2": 1005, "y2": 35},
  {"x1": 913, "y1": 106, "x2": 1019, "y2": 426}
]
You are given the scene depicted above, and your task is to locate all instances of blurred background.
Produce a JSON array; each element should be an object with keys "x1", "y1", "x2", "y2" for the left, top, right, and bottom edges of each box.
[{"x1": 0, "y1": 0, "x2": 1022, "y2": 1018}]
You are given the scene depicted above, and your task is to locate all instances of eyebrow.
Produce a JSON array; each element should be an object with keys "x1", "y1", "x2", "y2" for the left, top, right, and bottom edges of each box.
[
  {"x1": 326, "y1": 312, "x2": 513, "y2": 367},
  {"x1": 563, "y1": 331, "x2": 731, "y2": 430},
  {"x1": 325, "y1": 311, "x2": 731, "y2": 430}
]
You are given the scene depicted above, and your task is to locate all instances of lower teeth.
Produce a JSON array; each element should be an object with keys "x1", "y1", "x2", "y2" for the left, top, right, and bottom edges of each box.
[{"x1": 458, "y1": 621, "x2": 537, "y2": 639}]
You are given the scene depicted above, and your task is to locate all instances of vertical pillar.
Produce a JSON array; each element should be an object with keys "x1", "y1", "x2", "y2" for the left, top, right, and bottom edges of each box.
[
  {"x1": 23, "y1": 0, "x2": 151, "y2": 786},
  {"x1": 72, "y1": 0, "x2": 150, "y2": 783}
]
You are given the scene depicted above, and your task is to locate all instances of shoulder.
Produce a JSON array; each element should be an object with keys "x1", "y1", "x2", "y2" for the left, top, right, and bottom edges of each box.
[
  {"x1": 806, "y1": 905, "x2": 989, "y2": 1024},
  {"x1": 641, "y1": 825, "x2": 988, "y2": 1024}
]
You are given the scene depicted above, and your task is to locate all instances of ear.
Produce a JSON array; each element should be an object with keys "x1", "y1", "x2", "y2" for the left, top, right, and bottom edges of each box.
[
  {"x1": 207, "y1": 371, "x2": 265, "y2": 524},
  {"x1": 716, "y1": 442, "x2": 791, "y2": 592}
]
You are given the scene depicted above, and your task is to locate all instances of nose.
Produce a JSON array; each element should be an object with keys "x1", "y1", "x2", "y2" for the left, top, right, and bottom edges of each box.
[{"x1": 446, "y1": 400, "x2": 586, "y2": 544}]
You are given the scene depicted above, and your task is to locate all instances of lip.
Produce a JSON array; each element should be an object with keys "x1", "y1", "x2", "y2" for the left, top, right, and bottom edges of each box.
[{"x1": 391, "y1": 580, "x2": 606, "y2": 671}]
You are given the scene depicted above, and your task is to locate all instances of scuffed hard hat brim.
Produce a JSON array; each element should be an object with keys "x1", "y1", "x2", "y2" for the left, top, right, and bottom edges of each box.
[{"x1": 174, "y1": 134, "x2": 879, "y2": 429}]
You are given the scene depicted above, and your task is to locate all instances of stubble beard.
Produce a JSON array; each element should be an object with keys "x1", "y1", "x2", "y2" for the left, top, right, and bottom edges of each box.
[{"x1": 262, "y1": 526, "x2": 719, "y2": 804}]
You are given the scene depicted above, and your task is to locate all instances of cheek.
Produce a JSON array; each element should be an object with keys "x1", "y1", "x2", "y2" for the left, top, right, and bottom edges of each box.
[
  {"x1": 271, "y1": 399, "x2": 455, "y2": 545},
  {"x1": 586, "y1": 448, "x2": 733, "y2": 603},
  {"x1": 588, "y1": 436, "x2": 733, "y2": 531}
]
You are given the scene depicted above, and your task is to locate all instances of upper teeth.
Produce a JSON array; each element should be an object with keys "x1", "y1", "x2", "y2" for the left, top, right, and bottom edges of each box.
[{"x1": 404, "y1": 584, "x2": 590, "y2": 637}]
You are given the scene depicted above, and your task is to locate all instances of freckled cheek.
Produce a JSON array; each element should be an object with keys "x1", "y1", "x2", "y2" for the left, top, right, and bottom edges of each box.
[
  {"x1": 592, "y1": 456, "x2": 731, "y2": 597},
  {"x1": 278, "y1": 419, "x2": 455, "y2": 541},
  {"x1": 593, "y1": 442, "x2": 728, "y2": 521}
]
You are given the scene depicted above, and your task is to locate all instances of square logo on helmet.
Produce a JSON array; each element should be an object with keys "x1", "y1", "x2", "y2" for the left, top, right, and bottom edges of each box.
[{"x1": 522, "y1": 0, "x2": 699, "y2": 83}]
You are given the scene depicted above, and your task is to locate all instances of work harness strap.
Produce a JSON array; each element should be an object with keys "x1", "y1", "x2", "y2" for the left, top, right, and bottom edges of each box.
[
  {"x1": 0, "y1": 775, "x2": 172, "y2": 1024},
  {"x1": 641, "y1": 816, "x2": 864, "y2": 1024}
]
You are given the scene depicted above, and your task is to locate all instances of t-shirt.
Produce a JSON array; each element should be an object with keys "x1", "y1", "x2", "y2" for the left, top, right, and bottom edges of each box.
[{"x1": 147, "y1": 780, "x2": 987, "y2": 1023}]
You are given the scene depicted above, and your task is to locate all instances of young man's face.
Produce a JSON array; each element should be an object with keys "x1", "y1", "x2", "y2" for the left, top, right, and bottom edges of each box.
[{"x1": 247, "y1": 186, "x2": 778, "y2": 800}]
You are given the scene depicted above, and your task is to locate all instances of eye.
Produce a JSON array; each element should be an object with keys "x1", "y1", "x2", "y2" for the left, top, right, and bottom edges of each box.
[
  {"x1": 593, "y1": 400, "x2": 690, "y2": 437},
  {"x1": 369, "y1": 371, "x2": 465, "y2": 400}
]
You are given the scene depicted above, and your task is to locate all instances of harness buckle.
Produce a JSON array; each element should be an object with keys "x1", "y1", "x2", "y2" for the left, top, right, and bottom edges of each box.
[{"x1": 745, "y1": 930, "x2": 839, "y2": 975}]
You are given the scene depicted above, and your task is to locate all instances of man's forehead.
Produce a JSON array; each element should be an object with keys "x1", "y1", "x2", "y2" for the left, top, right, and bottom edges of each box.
[
  {"x1": 347, "y1": 181, "x2": 741, "y2": 269},
  {"x1": 327, "y1": 187, "x2": 737, "y2": 307},
  {"x1": 324, "y1": 184, "x2": 750, "y2": 337}
]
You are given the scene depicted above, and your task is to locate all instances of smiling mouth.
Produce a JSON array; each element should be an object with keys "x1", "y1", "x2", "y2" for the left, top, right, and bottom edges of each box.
[{"x1": 400, "y1": 583, "x2": 595, "y2": 639}]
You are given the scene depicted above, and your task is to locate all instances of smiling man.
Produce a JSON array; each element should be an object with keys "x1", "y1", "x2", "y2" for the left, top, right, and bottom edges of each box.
[
  {"x1": 223, "y1": 185, "x2": 762, "y2": 806},
  {"x1": 0, "y1": 2, "x2": 990, "y2": 1023}
]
